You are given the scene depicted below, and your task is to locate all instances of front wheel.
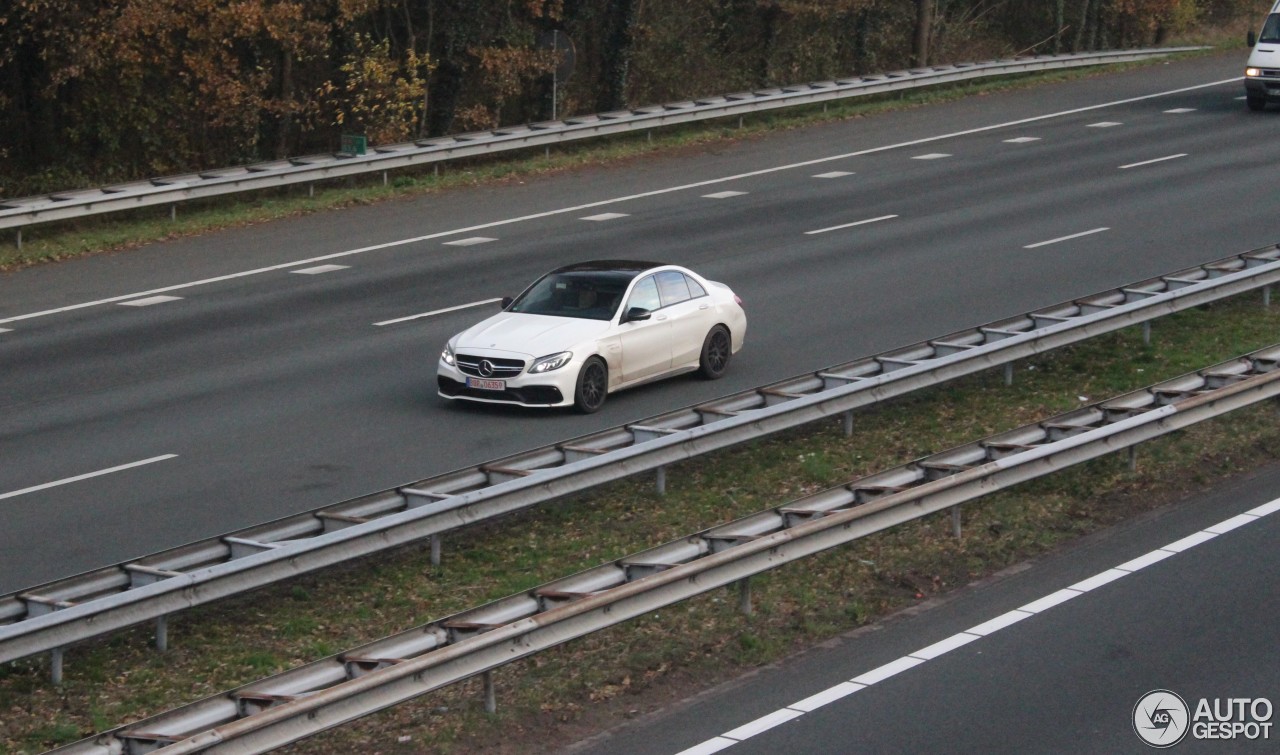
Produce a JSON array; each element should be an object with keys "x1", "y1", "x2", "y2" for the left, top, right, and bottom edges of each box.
[
  {"x1": 1247, "y1": 93, "x2": 1267, "y2": 111},
  {"x1": 698, "y1": 325, "x2": 732, "y2": 379},
  {"x1": 574, "y1": 357, "x2": 608, "y2": 413}
]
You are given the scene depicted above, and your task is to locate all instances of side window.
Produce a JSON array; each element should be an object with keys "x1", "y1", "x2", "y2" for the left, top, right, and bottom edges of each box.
[
  {"x1": 655, "y1": 270, "x2": 692, "y2": 306},
  {"x1": 625, "y1": 275, "x2": 661, "y2": 314},
  {"x1": 686, "y1": 275, "x2": 707, "y2": 299}
]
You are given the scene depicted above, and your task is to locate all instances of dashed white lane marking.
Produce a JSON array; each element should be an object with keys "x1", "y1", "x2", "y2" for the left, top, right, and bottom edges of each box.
[
  {"x1": 374, "y1": 298, "x2": 503, "y2": 326},
  {"x1": 290, "y1": 264, "x2": 349, "y2": 275},
  {"x1": 912, "y1": 153, "x2": 951, "y2": 160},
  {"x1": 674, "y1": 496, "x2": 1280, "y2": 755},
  {"x1": 118, "y1": 295, "x2": 183, "y2": 307},
  {"x1": 0, "y1": 455, "x2": 179, "y2": 502},
  {"x1": 1164, "y1": 107, "x2": 1197, "y2": 113},
  {"x1": 1088, "y1": 121, "x2": 1123, "y2": 127},
  {"x1": 581, "y1": 212, "x2": 630, "y2": 221},
  {"x1": 1004, "y1": 136, "x2": 1041, "y2": 143},
  {"x1": 0, "y1": 78, "x2": 1240, "y2": 328},
  {"x1": 813, "y1": 171, "x2": 854, "y2": 178},
  {"x1": 0, "y1": 328, "x2": 10, "y2": 334},
  {"x1": 443, "y1": 237, "x2": 497, "y2": 247},
  {"x1": 805, "y1": 215, "x2": 899, "y2": 235},
  {"x1": 1023, "y1": 227, "x2": 1109, "y2": 249},
  {"x1": 703, "y1": 190, "x2": 747, "y2": 199},
  {"x1": 1119, "y1": 153, "x2": 1187, "y2": 169}
]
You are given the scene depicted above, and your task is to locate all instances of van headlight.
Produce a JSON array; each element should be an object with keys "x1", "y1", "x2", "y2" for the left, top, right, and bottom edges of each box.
[
  {"x1": 529, "y1": 351, "x2": 572, "y2": 373},
  {"x1": 440, "y1": 343, "x2": 456, "y2": 366},
  {"x1": 1247, "y1": 67, "x2": 1262, "y2": 77}
]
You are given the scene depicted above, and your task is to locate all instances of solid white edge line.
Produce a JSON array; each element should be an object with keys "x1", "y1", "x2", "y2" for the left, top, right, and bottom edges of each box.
[
  {"x1": 1205, "y1": 513, "x2": 1258, "y2": 535},
  {"x1": 805, "y1": 215, "x2": 899, "y2": 235},
  {"x1": 374, "y1": 298, "x2": 503, "y2": 326},
  {"x1": 722, "y1": 709, "x2": 805, "y2": 741},
  {"x1": 967, "y1": 608, "x2": 1034, "y2": 636},
  {"x1": 1247, "y1": 499, "x2": 1280, "y2": 517},
  {"x1": 675, "y1": 737, "x2": 738, "y2": 755},
  {"x1": 1068, "y1": 568, "x2": 1129, "y2": 593},
  {"x1": 788, "y1": 682, "x2": 866, "y2": 712},
  {"x1": 1019, "y1": 587, "x2": 1081, "y2": 614},
  {"x1": 1118, "y1": 153, "x2": 1187, "y2": 169},
  {"x1": 1114, "y1": 549, "x2": 1176, "y2": 572},
  {"x1": 0, "y1": 455, "x2": 179, "y2": 502},
  {"x1": 0, "y1": 78, "x2": 1241, "y2": 327},
  {"x1": 851, "y1": 656, "x2": 925, "y2": 686},
  {"x1": 1160, "y1": 530, "x2": 1217, "y2": 553},
  {"x1": 675, "y1": 494, "x2": 1280, "y2": 754},
  {"x1": 1023, "y1": 227, "x2": 1109, "y2": 249},
  {"x1": 910, "y1": 632, "x2": 981, "y2": 660}
]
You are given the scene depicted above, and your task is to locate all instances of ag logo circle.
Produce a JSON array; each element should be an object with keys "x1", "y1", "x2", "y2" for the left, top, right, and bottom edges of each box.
[{"x1": 1134, "y1": 689, "x2": 1190, "y2": 748}]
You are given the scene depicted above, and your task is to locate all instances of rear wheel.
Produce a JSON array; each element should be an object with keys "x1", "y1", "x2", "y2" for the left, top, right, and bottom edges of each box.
[
  {"x1": 698, "y1": 325, "x2": 732, "y2": 379},
  {"x1": 574, "y1": 358, "x2": 608, "y2": 413},
  {"x1": 1247, "y1": 93, "x2": 1267, "y2": 111}
]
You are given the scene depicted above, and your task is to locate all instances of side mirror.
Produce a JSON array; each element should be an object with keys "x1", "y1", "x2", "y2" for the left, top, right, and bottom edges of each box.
[
  {"x1": 1249, "y1": 30, "x2": 1257, "y2": 47},
  {"x1": 623, "y1": 306, "x2": 651, "y2": 323},
  {"x1": 500, "y1": 296, "x2": 513, "y2": 310}
]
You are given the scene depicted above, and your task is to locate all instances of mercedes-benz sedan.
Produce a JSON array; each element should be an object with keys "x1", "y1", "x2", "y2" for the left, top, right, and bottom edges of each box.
[{"x1": 437, "y1": 261, "x2": 746, "y2": 412}]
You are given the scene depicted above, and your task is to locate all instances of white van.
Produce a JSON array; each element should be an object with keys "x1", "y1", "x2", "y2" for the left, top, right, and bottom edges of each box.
[{"x1": 1245, "y1": 1, "x2": 1280, "y2": 110}]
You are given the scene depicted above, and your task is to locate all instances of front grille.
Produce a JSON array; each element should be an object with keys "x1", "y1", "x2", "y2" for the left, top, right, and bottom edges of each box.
[{"x1": 455, "y1": 354, "x2": 525, "y2": 378}]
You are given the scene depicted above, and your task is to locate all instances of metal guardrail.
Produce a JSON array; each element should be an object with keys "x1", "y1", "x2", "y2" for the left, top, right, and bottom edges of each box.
[
  {"x1": 49, "y1": 342, "x2": 1280, "y2": 754},
  {"x1": 2, "y1": 245, "x2": 1278, "y2": 670},
  {"x1": 0, "y1": 47, "x2": 1201, "y2": 237}
]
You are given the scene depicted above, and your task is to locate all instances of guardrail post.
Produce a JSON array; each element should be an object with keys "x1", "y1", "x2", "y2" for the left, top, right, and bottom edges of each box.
[
  {"x1": 430, "y1": 534, "x2": 442, "y2": 567},
  {"x1": 308, "y1": 183, "x2": 314, "y2": 198},
  {"x1": 50, "y1": 648, "x2": 63, "y2": 685},
  {"x1": 15, "y1": 229, "x2": 21, "y2": 251},
  {"x1": 737, "y1": 577, "x2": 752, "y2": 616},
  {"x1": 843, "y1": 410, "x2": 854, "y2": 437},
  {"x1": 156, "y1": 615, "x2": 169, "y2": 651},
  {"x1": 1004, "y1": 362, "x2": 1014, "y2": 387},
  {"x1": 1266, "y1": 285, "x2": 1273, "y2": 309},
  {"x1": 950, "y1": 506, "x2": 962, "y2": 539},
  {"x1": 656, "y1": 466, "x2": 667, "y2": 496},
  {"x1": 483, "y1": 670, "x2": 497, "y2": 714},
  {"x1": 1142, "y1": 321, "x2": 1151, "y2": 346},
  {"x1": 169, "y1": 204, "x2": 176, "y2": 222},
  {"x1": 382, "y1": 171, "x2": 388, "y2": 187},
  {"x1": 1128, "y1": 446, "x2": 1138, "y2": 472}
]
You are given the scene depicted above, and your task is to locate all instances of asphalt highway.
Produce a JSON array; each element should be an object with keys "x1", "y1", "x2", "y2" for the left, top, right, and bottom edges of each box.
[
  {"x1": 569, "y1": 464, "x2": 1280, "y2": 755},
  {"x1": 1, "y1": 51, "x2": 1276, "y2": 593}
]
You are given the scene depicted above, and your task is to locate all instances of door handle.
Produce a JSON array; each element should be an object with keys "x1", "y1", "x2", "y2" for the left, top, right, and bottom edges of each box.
[
  {"x1": 698, "y1": 304, "x2": 710, "y2": 310},
  {"x1": 656, "y1": 315, "x2": 668, "y2": 321}
]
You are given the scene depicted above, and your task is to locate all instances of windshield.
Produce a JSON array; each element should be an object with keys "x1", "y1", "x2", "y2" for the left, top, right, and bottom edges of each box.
[
  {"x1": 508, "y1": 270, "x2": 635, "y2": 321},
  {"x1": 1262, "y1": 14, "x2": 1280, "y2": 44}
]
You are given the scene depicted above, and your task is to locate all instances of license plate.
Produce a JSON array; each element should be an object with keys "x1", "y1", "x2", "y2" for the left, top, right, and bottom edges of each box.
[{"x1": 466, "y1": 377, "x2": 506, "y2": 391}]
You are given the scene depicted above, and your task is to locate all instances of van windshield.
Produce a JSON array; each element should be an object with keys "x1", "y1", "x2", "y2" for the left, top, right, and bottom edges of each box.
[{"x1": 1262, "y1": 14, "x2": 1280, "y2": 44}]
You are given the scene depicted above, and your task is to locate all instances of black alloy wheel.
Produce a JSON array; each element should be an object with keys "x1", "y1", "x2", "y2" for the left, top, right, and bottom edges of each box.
[
  {"x1": 575, "y1": 358, "x2": 608, "y2": 413},
  {"x1": 699, "y1": 325, "x2": 731, "y2": 379}
]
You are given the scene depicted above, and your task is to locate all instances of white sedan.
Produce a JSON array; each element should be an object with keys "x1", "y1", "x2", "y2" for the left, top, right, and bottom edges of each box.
[{"x1": 437, "y1": 261, "x2": 746, "y2": 412}]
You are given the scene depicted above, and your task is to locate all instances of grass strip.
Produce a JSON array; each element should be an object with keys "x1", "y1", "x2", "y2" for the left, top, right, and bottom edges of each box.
[{"x1": 1, "y1": 288, "x2": 1277, "y2": 754}]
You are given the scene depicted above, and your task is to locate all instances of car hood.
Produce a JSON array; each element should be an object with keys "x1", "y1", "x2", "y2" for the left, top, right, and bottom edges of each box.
[
  {"x1": 1249, "y1": 43, "x2": 1280, "y2": 67},
  {"x1": 452, "y1": 312, "x2": 612, "y2": 357}
]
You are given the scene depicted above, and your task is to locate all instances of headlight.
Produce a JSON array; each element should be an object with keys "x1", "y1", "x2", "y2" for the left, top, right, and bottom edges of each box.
[
  {"x1": 440, "y1": 343, "x2": 456, "y2": 366},
  {"x1": 529, "y1": 351, "x2": 573, "y2": 373},
  {"x1": 1247, "y1": 67, "x2": 1262, "y2": 77}
]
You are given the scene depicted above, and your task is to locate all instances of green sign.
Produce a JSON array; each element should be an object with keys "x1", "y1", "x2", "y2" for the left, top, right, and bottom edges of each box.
[{"x1": 340, "y1": 134, "x2": 367, "y2": 156}]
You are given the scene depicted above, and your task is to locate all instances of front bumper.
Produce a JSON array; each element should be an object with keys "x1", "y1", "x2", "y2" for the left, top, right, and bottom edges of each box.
[
  {"x1": 437, "y1": 360, "x2": 576, "y2": 408},
  {"x1": 1245, "y1": 74, "x2": 1280, "y2": 100}
]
